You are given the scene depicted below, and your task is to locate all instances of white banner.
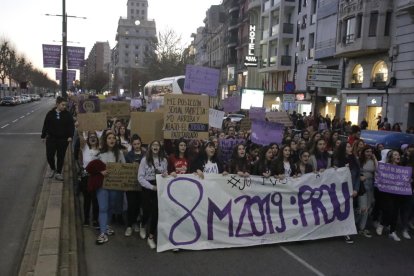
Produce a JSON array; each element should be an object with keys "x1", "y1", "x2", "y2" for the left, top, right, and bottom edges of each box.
[{"x1": 156, "y1": 168, "x2": 356, "y2": 252}]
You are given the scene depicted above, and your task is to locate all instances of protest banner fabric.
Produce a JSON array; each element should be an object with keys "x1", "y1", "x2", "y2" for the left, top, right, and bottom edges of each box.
[
  {"x1": 130, "y1": 99, "x2": 142, "y2": 109},
  {"x1": 42, "y1": 44, "x2": 61, "y2": 68},
  {"x1": 163, "y1": 94, "x2": 209, "y2": 139},
  {"x1": 130, "y1": 112, "x2": 164, "y2": 144},
  {"x1": 78, "y1": 98, "x2": 100, "y2": 113},
  {"x1": 209, "y1": 109, "x2": 225, "y2": 129},
  {"x1": 265, "y1": 112, "x2": 293, "y2": 127},
  {"x1": 223, "y1": 96, "x2": 241, "y2": 113},
  {"x1": 100, "y1": 102, "x2": 131, "y2": 118},
  {"x1": 251, "y1": 120, "x2": 284, "y2": 145},
  {"x1": 67, "y1": 46, "x2": 85, "y2": 69},
  {"x1": 249, "y1": 107, "x2": 266, "y2": 121},
  {"x1": 183, "y1": 65, "x2": 220, "y2": 97},
  {"x1": 156, "y1": 168, "x2": 356, "y2": 252},
  {"x1": 103, "y1": 163, "x2": 140, "y2": 191},
  {"x1": 77, "y1": 112, "x2": 107, "y2": 132},
  {"x1": 375, "y1": 163, "x2": 413, "y2": 195}
]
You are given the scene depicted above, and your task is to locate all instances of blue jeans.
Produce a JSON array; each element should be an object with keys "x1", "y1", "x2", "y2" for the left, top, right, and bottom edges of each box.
[{"x1": 96, "y1": 188, "x2": 118, "y2": 234}]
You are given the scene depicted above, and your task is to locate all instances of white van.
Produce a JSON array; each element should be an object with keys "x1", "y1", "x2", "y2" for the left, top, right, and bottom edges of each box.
[{"x1": 143, "y1": 76, "x2": 185, "y2": 105}]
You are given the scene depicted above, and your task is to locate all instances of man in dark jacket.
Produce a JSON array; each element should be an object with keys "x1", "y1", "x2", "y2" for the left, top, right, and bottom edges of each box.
[{"x1": 41, "y1": 96, "x2": 74, "y2": 180}]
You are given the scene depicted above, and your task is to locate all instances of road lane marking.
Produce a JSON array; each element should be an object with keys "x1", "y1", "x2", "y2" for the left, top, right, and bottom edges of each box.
[
  {"x1": 26, "y1": 113, "x2": 31, "y2": 115},
  {"x1": 20, "y1": 116, "x2": 25, "y2": 119},
  {"x1": 12, "y1": 119, "x2": 19, "y2": 123},
  {"x1": 1, "y1": 124, "x2": 9, "y2": 129},
  {"x1": 280, "y1": 246, "x2": 325, "y2": 276},
  {"x1": 0, "y1": 132, "x2": 42, "y2": 135}
]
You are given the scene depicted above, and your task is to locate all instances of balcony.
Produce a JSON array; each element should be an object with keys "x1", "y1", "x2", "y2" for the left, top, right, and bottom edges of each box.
[
  {"x1": 270, "y1": 56, "x2": 277, "y2": 66},
  {"x1": 271, "y1": 24, "x2": 279, "y2": 36},
  {"x1": 281, "y1": 55, "x2": 292, "y2": 66},
  {"x1": 227, "y1": 36, "x2": 238, "y2": 48},
  {"x1": 228, "y1": 18, "x2": 239, "y2": 31},
  {"x1": 308, "y1": 48, "x2": 315, "y2": 59},
  {"x1": 262, "y1": 30, "x2": 269, "y2": 40},
  {"x1": 248, "y1": 0, "x2": 261, "y2": 11},
  {"x1": 229, "y1": 4, "x2": 240, "y2": 14},
  {"x1": 336, "y1": 33, "x2": 391, "y2": 58},
  {"x1": 264, "y1": 1, "x2": 271, "y2": 12},
  {"x1": 282, "y1": 23, "x2": 294, "y2": 34},
  {"x1": 311, "y1": 13, "x2": 317, "y2": 25}
]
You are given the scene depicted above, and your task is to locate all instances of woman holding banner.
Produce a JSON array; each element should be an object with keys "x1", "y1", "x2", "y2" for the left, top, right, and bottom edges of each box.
[
  {"x1": 168, "y1": 138, "x2": 190, "y2": 177},
  {"x1": 253, "y1": 146, "x2": 273, "y2": 178},
  {"x1": 271, "y1": 145, "x2": 297, "y2": 179},
  {"x1": 138, "y1": 140, "x2": 168, "y2": 249},
  {"x1": 229, "y1": 144, "x2": 251, "y2": 178},
  {"x1": 309, "y1": 139, "x2": 332, "y2": 172},
  {"x1": 191, "y1": 141, "x2": 227, "y2": 178}
]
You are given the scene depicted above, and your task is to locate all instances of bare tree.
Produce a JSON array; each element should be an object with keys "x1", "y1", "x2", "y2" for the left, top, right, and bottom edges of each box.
[{"x1": 87, "y1": 71, "x2": 109, "y2": 93}]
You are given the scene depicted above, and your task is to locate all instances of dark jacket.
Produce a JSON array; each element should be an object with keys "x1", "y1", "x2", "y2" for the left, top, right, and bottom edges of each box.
[
  {"x1": 190, "y1": 157, "x2": 225, "y2": 174},
  {"x1": 41, "y1": 108, "x2": 74, "y2": 139},
  {"x1": 85, "y1": 159, "x2": 106, "y2": 192},
  {"x1": 271, "y1": 159, "x2": 297, "y2": 177}
]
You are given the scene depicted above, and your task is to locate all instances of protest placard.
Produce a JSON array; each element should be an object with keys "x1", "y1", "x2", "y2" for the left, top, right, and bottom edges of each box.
[
  {"x1": 375, "y1": 163, "x2": 413, "y2": 195},
  {"x1": 156, "y1": 167, "x2": 356, "y2": 252},
  {"x1": 239, "y1": 118, "x2": 252, "y2": 131},
  {"x1": 209, "y1": 109, "x2": 225, "y2": 129},
  {"x1": 164, "y1": 94, "x2": 209, "y2": 139},
  {"x1": 100, "y1": 102, "x2": 130, "y2": 118},
  {"x1": 249, "y1": 107, "x2": 266, "y2": 121},
  {"x1": 77, "y1": 112, "x2": 107, "y2": 132},
  {"x1": 103, "y1": 163, "x2": 140, "y2": 191},
  {"x1": 130, "y1": 98, "x2": 142, "y2": 109},
  {"x1": 183, "y1": 65, "x2": 220, "y2": 97},
  {"x1": 218, "y1": 138, "x2": 246, "y2": 164},
  {"x1": 78, "y1": 98, "x2": 100, "y2": 113},
  {"x1": 251, "y1": 120, "x2": 284, "y2": 145},
  {"x1": 265, "y1": 111, "x2": 293, "y2": 126},
  {"x1": 130, "y1": 112, "x2": 164, "y2": 144},
  {"x1": 223, "y1": 96, "x2": 241, "y2": 113}
]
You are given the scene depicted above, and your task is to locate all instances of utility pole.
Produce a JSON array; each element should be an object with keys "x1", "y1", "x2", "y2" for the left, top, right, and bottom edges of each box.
[{"x1": 62, "y1": 0, "x2": 67, "y2": 99}]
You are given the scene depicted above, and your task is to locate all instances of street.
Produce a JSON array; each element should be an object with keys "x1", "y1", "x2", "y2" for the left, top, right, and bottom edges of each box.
[{"x1": 0, "y1": 98, "x2": 54, "y2": 276}]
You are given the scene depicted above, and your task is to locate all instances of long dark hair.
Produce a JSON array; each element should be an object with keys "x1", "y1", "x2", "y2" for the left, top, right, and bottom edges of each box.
[
  {"x1": 146, "y1": 140, "x2": 166, "y2": 169},
  {"x1": 99, "y1": 132, "x2": 121, "y2": 162},
  {"x1": 255, "y1": 145, "x2": 272, "y2": 173},
  {"x1": 200, "y1": 141, "x2": 218, "y2": 164},
  {"x1": 173, "y1": 138, "x2": 189, "y2": 159},
  {"x1": 276, "y1": 145, "x2": 291, "y2": 163},
  {"x1": 229, "y1": 143, "x2": 249, "y2": 173}
]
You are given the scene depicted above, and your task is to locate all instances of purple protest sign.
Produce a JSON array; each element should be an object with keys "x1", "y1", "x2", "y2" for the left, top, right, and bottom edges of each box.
[
  {"x1": 218, "y1": 138, "x2": 246, "y2": 165},
  {"x1": 55, "y1": 69, "x2": 76, "y2": 81},
  {"x1": 375, "y1": 163, "x2": 413, "y2": 195},
  {"x1": 223, "y1": 96, "x2": 241, "y2": 113},
  {"x1": 42, "y1": 44, "x2": 61, "y2": 68},
  {"x1": 78, "y1": 98, "x2": 100, "y2": 113},
  {"x1": 67, "y1": 46, "x2": 85, "y2": 69},
  {"x1": 183, "y1": 65, "x2": 220, "y2": 97},
  {"x1": 251, "y1": 120, "x2": 284, "y2": 145},
  {"x1": 249, "y1": 107, "x2": 266, "y2": 121}
]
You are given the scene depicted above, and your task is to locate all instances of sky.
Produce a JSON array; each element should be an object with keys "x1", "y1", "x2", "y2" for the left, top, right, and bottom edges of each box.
[{"x1": 0, "y1": 0, "x2": 222, "y2": 79}]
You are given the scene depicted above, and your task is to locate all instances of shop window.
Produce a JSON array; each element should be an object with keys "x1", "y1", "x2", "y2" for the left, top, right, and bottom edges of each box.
[
  {"x1": 351, "y1": 64, "x2": 363, "y2": 88},
  {"x1": 371, "y1": 61, "x2": 388, "y2": 87}
]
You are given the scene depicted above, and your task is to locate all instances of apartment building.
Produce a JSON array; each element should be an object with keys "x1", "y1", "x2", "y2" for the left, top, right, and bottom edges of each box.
[{"x1": 84, "y1": 41, "x2": 111, "y2": 86}]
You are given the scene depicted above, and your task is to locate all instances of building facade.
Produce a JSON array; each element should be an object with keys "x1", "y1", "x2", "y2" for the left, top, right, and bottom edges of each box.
[{"x1": 84, "y1": 41, "x2": 111, "y2": 88}]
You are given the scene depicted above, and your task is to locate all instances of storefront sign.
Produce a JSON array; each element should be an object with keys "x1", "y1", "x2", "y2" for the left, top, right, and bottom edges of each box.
[
  {"x1": 346, "y1": 97, "x2": 359, "y2": 105},
  {"x1": 283, "y1": 94, "x2": 296, "y2": 103},
  {"x1": 244, "y1": 25, "x2": 258, "y2": 67},
  {"x1": 296, "y1": 93, "x2": 305, "y2": 101},
  {"x1": 326, "y1": 96, "x2": 340, "y2": 103},
  {"x1": 367, "y1": 96, "x2": 382, "y2": 107}
]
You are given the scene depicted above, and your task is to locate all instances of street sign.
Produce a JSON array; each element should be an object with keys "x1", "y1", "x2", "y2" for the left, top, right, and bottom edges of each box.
[
  {"x1": 307, "y1": 80, "x2": 341, "y2": 89},
  {"x1": 308, "y1": 68, "x2": 341, "y2": 76},
  {"x1": 311, "y1": 64, "x2": 327, "y2": 69},
  {"x1": 283, "y1": 94, "x2": 295, "y2": 102},
  {"x1": 284, "y1": 81, "x2": 295, "y2": 93},
  {"x1": 307, "y1": 74, "x2": 342, "y2": 82}
]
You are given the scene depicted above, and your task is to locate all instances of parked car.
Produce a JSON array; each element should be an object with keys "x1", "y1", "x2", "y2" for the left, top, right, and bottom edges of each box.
[
  {"x1": 1, "y1": 96, "x2": 17, "y2": 106},
  {"x1": 223, "y1": 114, "x2": 246, "y2": 123},
  {"x1": 13, "y1": 96, "x2": 22, "y2": 104}
]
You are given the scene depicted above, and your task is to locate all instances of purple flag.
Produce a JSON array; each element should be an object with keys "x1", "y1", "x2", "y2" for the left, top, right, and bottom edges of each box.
[
  {"x1": 223, "y1": 96, "x2": 241, "y2": 113},
  {"x1": 78, "y1": 98, "x2": 101, "y2": 113},
  {"x1": 218, "y1": 138, "x2": 246, "y2": 165},
  {"x1": 251, "y1": 120, "x2": 284, "y2": 146},
  {"x1": 249, "y1": 107, "x2": 266, "y2": 121},
  {"x1": 183, "y1": 65, "x2": 220, "y2": 97},
  {"x1": 67, "y1": 46, "x2": 85, "y2": 69},
  {"x1": 375, "y1": 163, "x2": 413, "y2": 195},
  {"x1": 55, "y1": 69, "x2": 76, "y2": 81},
  {"x1": 42, "y1": 44, "x2": 61, "y2": 68}
]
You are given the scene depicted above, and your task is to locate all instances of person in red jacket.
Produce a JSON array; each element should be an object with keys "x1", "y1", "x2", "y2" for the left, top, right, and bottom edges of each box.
[{"x1": 168, "y1": 138, "x2": 190, "y2": 177}]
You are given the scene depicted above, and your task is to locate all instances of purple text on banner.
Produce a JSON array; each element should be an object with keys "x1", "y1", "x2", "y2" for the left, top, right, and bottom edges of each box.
[
  {"x1": 183, "y1": 65, "x2": 220, "y2": 97},
  {"x1": 251, "y1": 120, "x2": 284, "y2": 146},
  {"x1": 249, "y1": 107, "x2": 266, "y2": 121},
  {"x1": 67, "y1": 46, "x2": 85, "y2": 69},
  {"x1": 55, "y1": 69, "x2": 76, "y2": 81},
  {"x1": 375, "y1": 163, "x2": 413, "y2": 195},
  {"x1": 223, "y1": 96, "x2": 241, "y2": 113},
  {"x1": 218, "y1": 138, "x2": 246, "y2": 165},
  {"x1": 42, "y1": 44, "x2": 61, "y2": 68}
]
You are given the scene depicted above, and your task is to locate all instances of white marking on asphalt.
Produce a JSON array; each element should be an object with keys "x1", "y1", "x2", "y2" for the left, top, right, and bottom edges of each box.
[
  {"x1": 26, "y1": 112, "x2": 30, "y2": 115},
  {"x1": 0, "y1": 132, "x2": 42, "y2": 135},
  {"x1": 12, "y1": 119, "x2": 18, "y2": 123},
  {"x1": 1, "y1": 124, "x2": 9, "y2": 129},
  {"x1": 20, "y1": 116, "x2": 25, "y2": 119},
  {"x1": 280, "y1": 246, "x2": 325, "y2": 276}
]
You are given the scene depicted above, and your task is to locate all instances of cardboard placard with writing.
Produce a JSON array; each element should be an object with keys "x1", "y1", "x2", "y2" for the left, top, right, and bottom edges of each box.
[
  {"x1": 130, "y1": 112, "x2": 164, "y2": 144},
  {"x1": 164, "y1": 94, "x2": 209, "y2": 140},
  {"x1": 77, "y1": 112, "x2": 108, "y2": 132},
  {"x1": 265, "y1": 112, "x2": 293, "y2": 127},
  {"x1": 209, "y1": 108, "x2": 225, "y2": 129},
  {"x1": 100, "y1": 102, "x2": 131, "y2": 119},
  {"x1": 239, "y1": 118, "x2": 252, "y2": 132},
  {"x1": 103, "y1": 163, "x2": 141, "y2": 191}
]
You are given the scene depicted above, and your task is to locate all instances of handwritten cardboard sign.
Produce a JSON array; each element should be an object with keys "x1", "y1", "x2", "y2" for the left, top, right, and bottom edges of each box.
[
  {"x1": 103, "y1": 163, "x2": 140, "y2": 191},
  {"x1": 77, "y1": 112, "x2": 107, "y2": 132},
  {"x1": 223, "y1": 96, "x2": 241, "y2": 113},
  {"x1": 249, "y1": 107, "x2": 266, "y2": 121},
  {"x1": 164, "y1": 94, "x2": 209, "y2": 140},
  {"x1": 265, "y1": 111, "x2": 293, "y2": 127},
  {"x1": 100, "y1": 102, "x2": 130, "y2": 118},
  {"x1": 209, "y1": 108, "x2": 225, "y2": 129},
  {"x1": 183, "y1": 65, "x2": 220, "y2": 97},
  {"x1": 239, "y1": 118, "x2": 252, "y2": 131},
  {"x1": 251, "y1": 120, "x2": 284, "y2": 145},
  {"x1": 130, "y1": 112, "x2": 164, "y2": 144}
]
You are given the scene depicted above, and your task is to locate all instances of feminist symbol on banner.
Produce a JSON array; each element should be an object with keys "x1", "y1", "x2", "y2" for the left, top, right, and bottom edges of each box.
[
  {"x1": 83, "y1": 101, "x2": 96, "y2": 113},
  {"x1": 167, "y1": 177, "x2": 203, "y2": 245}
]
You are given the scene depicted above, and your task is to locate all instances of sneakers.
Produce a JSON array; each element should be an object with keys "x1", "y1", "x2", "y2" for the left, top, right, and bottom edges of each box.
[
  {"x1": 359, "y1": 229, "x2": 372, "y2": 238},
  {"x1": 389, "y1": 232, "x2": 401, "y2": 242},
  {"x1": 147, "y1": 237, "x2": 156, "y2": 249},
  {"x1": 133, "y1": 223, "x2": 140, "y2": 233},
  {"x1": 106, "y1": 226, "x2": 115, "y2": 236},
  {"x1": 409, "y1": 222, "x2": 414, "y2": 230},
  {"x1": 139, "y1": 225, "x2": 146, "y2": 239},
  {"x1": 55, "y1": 173, "x2": 63, "y2": 181},
  {"x1": 125, "y1": 227, "x2": 133, "y2": 237},
  {"x1": 48, "y1": 170, "x2": 56, "y2": 178},
  {"x1": 402, "y1": 230, "x2": 411, "y2": 240},
  {"x1": 344, "y1": 235, "x2": 354, "y2": 244},
  {"x1": 96, "y1": 233, "x2": 108, "y2": 245},
  {"x1": 92, "y1": 220, "x2": 99, "y2": 229},
  {"x1": 376, "y1": 224, "x2": 384, "y2": 236}
]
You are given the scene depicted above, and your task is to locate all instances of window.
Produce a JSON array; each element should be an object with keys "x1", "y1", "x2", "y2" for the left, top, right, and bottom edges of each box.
[
  {"x1": 356, "y1": 14, "x2": 362, "y2": 38},
  {"x1": 308, "y1": 33, "x2": 315, "y2": 59},
  {"x1": 384, "y1": 11, "x2": 391, "y2": 36},
  {"x1": 135, "y1": 44, "x2": 139, "y2": 49},
  {"x1": 141, "y1": 10, "x2": 145, "y2": 15},
  {"x1": 345, "y1": 17, "x2": 355, "y2": 44},
  {"x1": 338, "y1": 21, "x2": 342, "y2": 44},
  {"x1": 131, "y1": 9, "x2": 134, "y2": 14},
  {"x1": 372, "y1": 61, "x2": 388, "y2": 84},
  {"x1": 369, "y1": 12, "x2": 378, "y2": 37},
  {"x1": 351, "y1": 64, "x2": 363, "y2": 87}
]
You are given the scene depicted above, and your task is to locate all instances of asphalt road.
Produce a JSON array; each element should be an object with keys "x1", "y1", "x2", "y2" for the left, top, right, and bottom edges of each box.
[{"x1": 0, "y1": 98, "x2": 55, "y2": 276}]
